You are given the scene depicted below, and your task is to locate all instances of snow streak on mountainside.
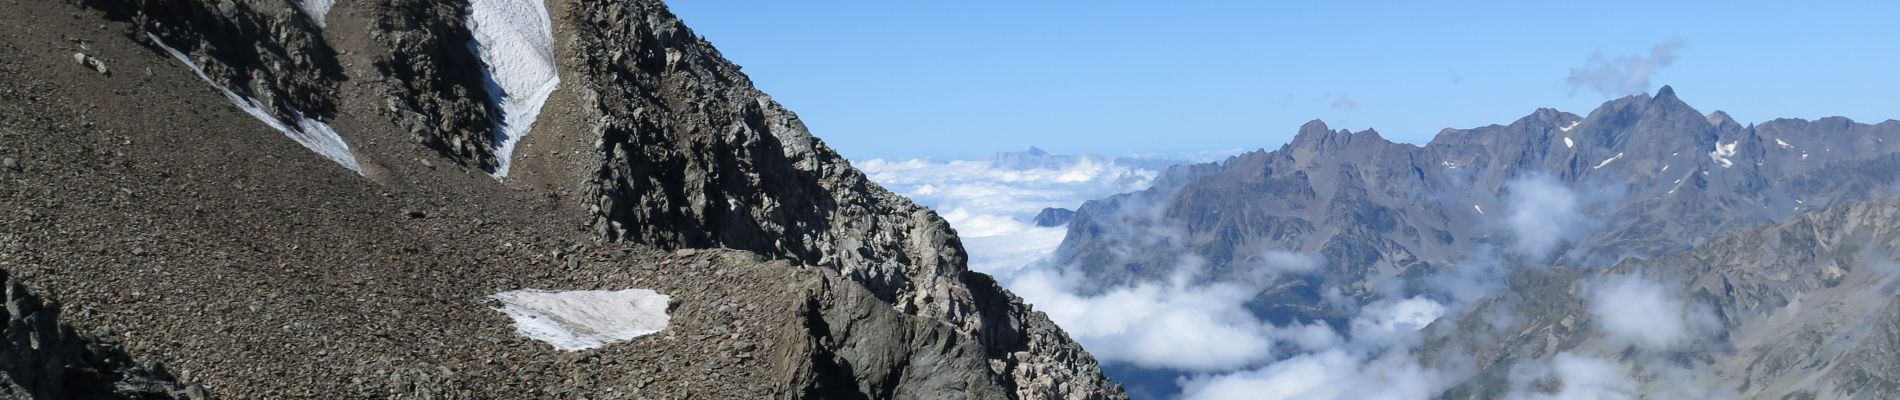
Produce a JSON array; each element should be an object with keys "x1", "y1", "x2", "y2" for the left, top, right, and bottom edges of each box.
[
  {"x1": 150, "y1": 34, "x2": 361, "y2": 174},
  {"x1": 467, "y1": 0, "x2": 559, "y2": 177},
  {"x1": 295, "y1": 0, "x2": 335, "y2": 27}
]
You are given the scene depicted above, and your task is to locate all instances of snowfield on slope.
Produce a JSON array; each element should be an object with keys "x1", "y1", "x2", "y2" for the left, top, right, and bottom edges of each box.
[
  {"x1": 489, "y1": 289, "x2": 672, "y2": 351},
  {"x1": 150, "y1": 34, "x2": 362, "y2": 174},
  {"x1": 467, "y1": 0, "x2": 560, "y2": 178},
  {"x1": 295, "y1": 0, "x2": 335, "y2": 27}
]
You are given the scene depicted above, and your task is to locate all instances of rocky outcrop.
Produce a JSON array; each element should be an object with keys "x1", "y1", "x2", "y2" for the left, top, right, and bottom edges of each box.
[
  {"x1": 76, "y1": 0, "x2": 343, "y2": 126},
  {"x1": 0, "y1": 270, "x2": 204, "y2": 400},
  {"x1": 368, "y1": 0, "x2": 501, "y2": 169},
  {"x1": 559, "y1": 1, "x2": 1121, "y2": 397},
  {"x1": 1033, "y1": 207, "x2": 1075, "y2": 227}
]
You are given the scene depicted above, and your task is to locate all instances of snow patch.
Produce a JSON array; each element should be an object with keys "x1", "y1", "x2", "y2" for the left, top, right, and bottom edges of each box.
[
  {"x1": 1660, "y1": 164, "x2": 1670, "y2": 173},
  {"x1": 1559, "y1": 120, "x2": 1581, "y2": 132},
  {"x1": 489, "y1": 289, "x2": 671, "y2": 351},
  {"x1": 1775, "y1": 138, "x2": 1794, "y2": 149},
  {"x1": 468, "y1": 0, "x2": 561, "y2": 178},
  {"x1": 1563, "y1": 137, "x2": 1574, "y2": 149},
  {"x1": 1473, "y1": 204, "x2": 1484, "y2": 215},
  {"x1": 1593, "y1": 152, "x2": 1623, "y2": 169},
  {"x1": 295, "y1": 0, "x2": 335, "y2": 27},
  {"x1": 1709, "y1": 141, "x2": 1738, "y2": 168},
  {"x1": 150, "y1": 35, "x2": 362, "y2": 174}
]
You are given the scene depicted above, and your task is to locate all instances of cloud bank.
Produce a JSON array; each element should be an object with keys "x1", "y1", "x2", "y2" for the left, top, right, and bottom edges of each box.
[
  {"x1": 863, "y1": 150, "x2": 1727, "y2": 399},
  {"x1": 1566, "y1": 39, "x2": 1685, "y2": 97},
  {"x1": 1010, "y1": 251, "x2": 1326, "y2": 371},
  {"x1": 1586, "y1": 273, "x2": 1718, "y2": 353},
  {"x1": 1504, "y1": 352, "x2": 1639, "y2": 400},
  {"x1": 1503, "y1": 174, "x2": 1592, "y2": 261}
]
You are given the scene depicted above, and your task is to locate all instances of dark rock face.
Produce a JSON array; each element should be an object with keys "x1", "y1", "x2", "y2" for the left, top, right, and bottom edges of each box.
[
  {"x1": 76, "y1": 0, "x2": 343, "y2": 127},
  {"x1": 559, "y1": 2, "x2": 1119, "y2": 397},
  {"x1": 1034, "y1": 207, "x2": 1075, "y2": 227},
  {"x1": 0, "y1": 270, "x2": 203, "y2": 399},
  {"x1": 369, "y1": 0, "x2": 500, "y2": 170}
]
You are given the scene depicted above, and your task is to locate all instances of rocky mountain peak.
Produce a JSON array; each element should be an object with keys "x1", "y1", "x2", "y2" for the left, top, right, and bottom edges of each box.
[
  {"x1": 1707, "y1": 110, "x2": 1743, "y2": 131},
  {"x1": 1293, "y1": 118, "x2": 1335, "y2": 141},
  {"x1": 1654, "y1": 83, "x2": 1678, "y2": 100},
  {"x1": 1287, "y1": 119, "x2": 1401, "y2": 160}
]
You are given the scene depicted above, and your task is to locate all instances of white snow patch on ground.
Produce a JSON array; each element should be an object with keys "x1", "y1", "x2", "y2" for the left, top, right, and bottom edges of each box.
[
  {"x1": 151, "y1": 35, "x2": 362, "y2": 174},
  {"x1": 1560, "y1": 120, "x2": 1581, "y2": 132},
  {"x1": 1593, "y1": 152, "x2": 1624, "y2": 169},
  {"x1": 1775, "y1": 138, "x2": 1794, "y2": 149},
  {"x1": 1563, "y1": 137, "x2": 1574, "y2": 148},
  {"x1": 468, "y1": 0, "x2": 560, "y2": 178},
  {"x1": 1709, "y1": 141, "x2": 1738, "y2": 168},
  {"x1": 489, "y1": 289, "x2": 671, "y2": 351},
  {"x1": 295, "y1": 0, "x2": 335, "y2": 27},
  {"x1": 1473, "y1": 204, "x2": 1484, "y2": 215},
  {"x1": 1660, "y1": 164, "x2": 1670, "y2": 173}
]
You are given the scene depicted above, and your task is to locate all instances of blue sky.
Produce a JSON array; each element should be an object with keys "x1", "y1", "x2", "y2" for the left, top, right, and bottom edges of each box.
[{"x1": 668, "y1": 2, "x2": 1900, "y2": 160}]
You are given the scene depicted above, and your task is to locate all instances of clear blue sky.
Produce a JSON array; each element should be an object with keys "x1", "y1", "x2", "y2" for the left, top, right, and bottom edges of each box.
[{"x1": 667, "y1": 2, "x2": 1900, "y2": 160}]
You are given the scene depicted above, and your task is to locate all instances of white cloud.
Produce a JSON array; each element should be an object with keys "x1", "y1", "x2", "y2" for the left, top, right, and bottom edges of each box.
[
  {"x1": 1566, "y1": 39, "x2": 1685, "y2": 97},
  {"x1": 1009, "y1": 252, "x2": 1325, "y2": 371},
  {"x1": 1503, "y1": 175, "x2": 1590, "y2": 260},
  {"x1": 859, "y1": 155, "x2": 1165, "y2": 276},
  {"x1": 1504, "y1": 353, "x2": 1639, "y2": 400},
  {"x1": 1586, "y1": 273, "x2": 1717, "y2": 353},
  {"x1": 1167, "y1": 293, "x2": 1458, "y2": 400},
  {"x1": 1348, "y1": 296, "x2": 1447, "y2": 347},
  {"x1": 1178, "y1": 349, "x2": 1452, "y2": 400}
]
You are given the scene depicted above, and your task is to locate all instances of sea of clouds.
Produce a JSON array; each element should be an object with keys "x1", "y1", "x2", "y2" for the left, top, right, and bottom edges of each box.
[
  {"x1": 856, "y1": 149, "x2": 1173, "y2": 278},
  {"x1": 863, "y1": 150, "x2": 1736, "y2": 399}
]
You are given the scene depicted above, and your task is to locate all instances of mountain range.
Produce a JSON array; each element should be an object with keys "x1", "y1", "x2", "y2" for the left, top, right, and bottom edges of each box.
[{"x1": 0, "y1": 0, "x2": 1123, "y2": 398}]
